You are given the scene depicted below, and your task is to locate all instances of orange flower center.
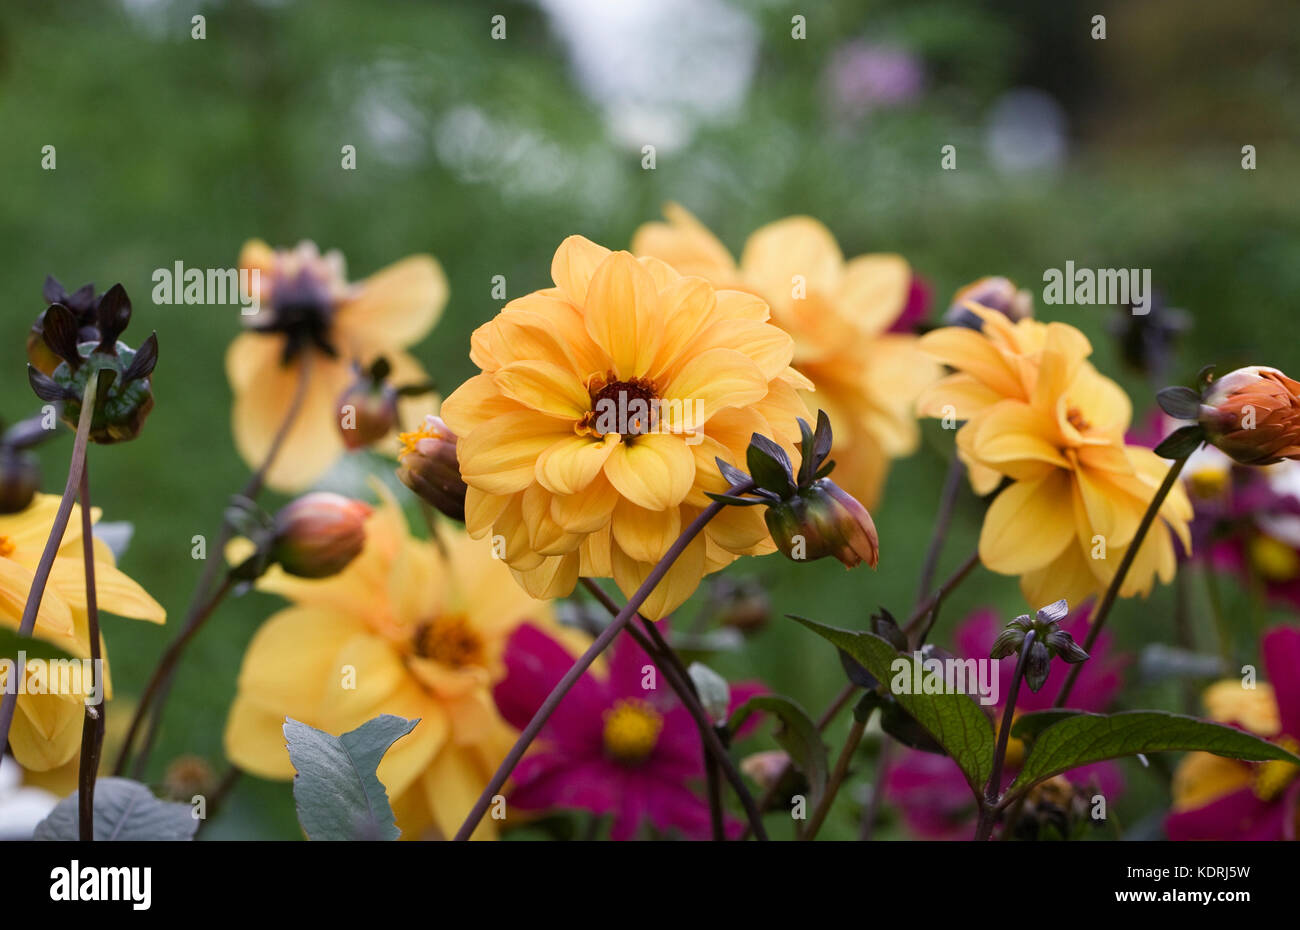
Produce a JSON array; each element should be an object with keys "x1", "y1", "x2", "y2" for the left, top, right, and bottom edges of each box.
[
  {"x1": 412, "y1": 615, "x2": 484, "y2": 668},
  {"x1": 1066, "y1": 406, "x2": 1091, "y2": 433},
  {"x1": 602, "y1": 698, "x2": 663, "y2": 765},
  {"x1": 0, "y1": 536, "x2": 13, "y2": 559},
  {"x1": 577, "y1": 373, "x2": 660, "y2": 439}
]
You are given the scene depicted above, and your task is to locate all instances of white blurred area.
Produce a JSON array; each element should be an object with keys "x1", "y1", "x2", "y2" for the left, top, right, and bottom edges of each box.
[
  {"x1": 535, "y1": 0, "x2": 759, "y2": 152},
  {"x1": 0, "y1": 761, "x2": 58, "y2": 841}
]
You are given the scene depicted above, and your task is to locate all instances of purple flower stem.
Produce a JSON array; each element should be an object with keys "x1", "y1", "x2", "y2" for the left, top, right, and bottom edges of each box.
[{"x1": 974, "y1": 630, "x2": 1036, "y2": 841}]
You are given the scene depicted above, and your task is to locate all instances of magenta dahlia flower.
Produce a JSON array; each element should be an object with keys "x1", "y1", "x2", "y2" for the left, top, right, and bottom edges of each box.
[
  {"x1": 493, "y1": 623, "x2": 764, "y2": 840},
  {"x1": 1165, "y1": 626, "x2": 1300, "y2": 840},
  {"x1": 885, "y1": 605, "x2": 1127, "y2": 839}
]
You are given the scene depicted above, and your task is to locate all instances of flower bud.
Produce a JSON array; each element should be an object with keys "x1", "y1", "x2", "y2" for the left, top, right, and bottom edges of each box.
[
  {"x1": 270, "y1": 492, "x2": 371, "y2": 578},
  {"x1": 396, "y1": 415, "x2": 467, "y2": 522},
  {"x1": 338, "y1": 383, "x2": 398, "y2": 450},
  {"x1": 0, "y1": 447, "x2": 39, "y2": 514},
  {"x1": 764, "y1": 478, "x2": 880, "y2": 569},
  {"x1": 943, "y1": 276, "x2": 1034, "y2": 329},
  {"x1": 1197, "y1": 366, "x2": 1300, "y2": 465}
]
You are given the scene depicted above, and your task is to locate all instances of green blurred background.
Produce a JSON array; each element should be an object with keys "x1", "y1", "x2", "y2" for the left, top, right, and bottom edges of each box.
[{"x1": 1, "y1": 0, "x2": 1297, "y2": 839}]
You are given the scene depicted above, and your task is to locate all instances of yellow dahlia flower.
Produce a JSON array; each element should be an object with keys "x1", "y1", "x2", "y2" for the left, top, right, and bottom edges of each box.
[
  {"x1": 0, "y1": 494, "x2": 165, "y2": 771},
  {"x1": 223, "y1": 487, "x2": 565, "y2": 840},
  {"x1": 632, "y1": 204, "x2": 938, "y2": 507},
  {"x1": 918, "y1": 309, "x2": 1192, "y2": 606},
  {"x1": 439, "y1": 235, "x2": 812, "y2": 620},
  {"x1": 227, "y1": 240, "x2": 448, "y2": 492}
]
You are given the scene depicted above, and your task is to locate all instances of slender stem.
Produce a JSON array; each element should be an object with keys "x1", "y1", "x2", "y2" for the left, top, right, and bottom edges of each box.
[
  {"x1": 1203, "y1": 565, "x2": 1233, "y2": 675},
  {"x1": 0, "y1": 377, "x2": 99, "y2": 772},
  {"x1": 917, "y1": 459, "x2": 965, "y2": 602},
  {"x1": 902, "y1": 548, "x2": 980, "y2": 642},
  {"x1": 114, "y1": 353, "x2": 312, "y2": 776},
  {"x1": 452, "y1": 489, "x2": 748, "y2": 842},
  {"x1": 704, "y1": 745, "x2": 724, "y2": 841},
  {"x1": 112, "y1": 576, "x2": 236, "y2": 776},
  {"x1": 76, "y1": 460, "x2": 103, "y2": 841},
  {"x1": 1054, "y1": 453, "x2": 1189, "y2": 708},
  {"x1": 802, "y1": 714, "x2": 866, "y2": 840},
  {"x1": 742, "y1": 681, "x2": 857, "y2": 840},
  {"x1": 975, "y1": 630, "x2": 1036, "y2": 840},
  {"x1": 859, "y1": 737, "x2": 893, "y2": 840}
]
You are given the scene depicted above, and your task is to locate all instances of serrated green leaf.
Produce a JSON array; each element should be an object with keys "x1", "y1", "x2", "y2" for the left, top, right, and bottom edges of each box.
[
  {"x1": 285, "y1": 714, "x2": 418, "y2": 841},
  {"x1": 728, "y1": 694, "x2": 828, "y2": 810},
  {"x1": 34, "y1": 777, "x2": 198, "y2": 841},
  {"x1": 790, "y1": 616, "x2": 995, "y2": 794},
  {"x1": 1009, "y1": 711, "x2": 1300, "y2": 796}
]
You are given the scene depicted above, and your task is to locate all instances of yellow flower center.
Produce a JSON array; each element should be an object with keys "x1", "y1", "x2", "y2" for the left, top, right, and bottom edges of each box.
[
  {"x1": 412, "y1": 615, "x2": 484, "y2": 669},
  {"x1": 602, "y1": 698, "x2": 663, "y2": 765},
  {"x1": 1188, "y1": 467, "x2": 1228, "y2": 498},
  {"x1": 1252, "y1": 737, "x2": 1300, "y2": 801},
  {"x1": 578, "y1": 373, "x2": 659, "y2": 439},
  {"x1": 0, "y1": 536, "x2": 14, "y2": 559},
  {"x1": 1248, "y1": 534, "x2": 1300, "y2": 582}
]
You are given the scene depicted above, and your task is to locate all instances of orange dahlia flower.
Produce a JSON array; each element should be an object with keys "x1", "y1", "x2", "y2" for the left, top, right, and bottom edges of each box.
[
  {"x1": 439, "y1": 235, "x2": 812, "y2": 620},
  {"x1": 632, "y1": 204, "x2": 938, "y2": 507}
]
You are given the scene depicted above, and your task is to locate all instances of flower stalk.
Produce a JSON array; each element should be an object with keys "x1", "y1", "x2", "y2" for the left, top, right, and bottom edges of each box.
[
  {"x1": 115, "y1": 353, "x2": 312, "y2": 776},
  {"x1": 975, "y1": 629, "x2": 1036, "y2": 840},
  {"x1": 1053, "y1": 453, "x2": 1189, "y2": 708},
  {"x1": 77, "y1": 460, "x2": 103, "y2": 840},
  {"x1": 0, "y1": 375, "x2": 100, "y2": 773},
  {"x1": 454, "y1": 486, "x2": 752, "y2": 842}
]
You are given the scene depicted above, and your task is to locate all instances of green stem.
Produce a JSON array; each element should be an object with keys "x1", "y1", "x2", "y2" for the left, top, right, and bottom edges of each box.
[
  {"x1": 1203, "y1": 565, "x2": 1233, "y2": 675},
  {"x1": 0, "y1": 376, "x2": 99, "y2": 773},
  {"x1": 1054, "y1": 454, "x2": 1189, "y2": 709}
]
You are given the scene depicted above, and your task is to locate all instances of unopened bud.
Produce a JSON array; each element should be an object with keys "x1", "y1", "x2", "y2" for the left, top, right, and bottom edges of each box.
[
  {"x1": 270, "y1": 492, "x2": 371, "y2": 578},
  {"x1": 944, "y1": 276, "x2": 1034, "y2": 329},
  {"x1": 397, "y1": 415, "x2": 467, "y2": 522},
  {"x1": 337, "y1": 363, "x2": 399, "y2": 450},
  {"x1": 1198, "y1": 366, "x2": 1300, "y2": 465},
  {"x1": 765, "y1": 478, "x2": 880, "y2": 569},
  {"x1": 0, "y1": 448, "x2": 39, "y2": 514},
  {"x1": 162, "y1": 754, "x2": 215, "y2": 802}
]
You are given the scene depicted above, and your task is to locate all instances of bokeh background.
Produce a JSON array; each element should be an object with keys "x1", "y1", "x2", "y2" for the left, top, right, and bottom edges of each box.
[{"x1": 1, "y1": 0, "x2": 1298, "y2": 839}]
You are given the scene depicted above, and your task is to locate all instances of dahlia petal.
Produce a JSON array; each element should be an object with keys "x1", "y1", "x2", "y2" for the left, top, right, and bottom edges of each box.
[
  {"x1": 457, "y1": 411, "x2": 573, "y2": 496},
  {"x1": 494, "y1": 359, "x2": 590, "y2": 419},
  {"x1": 583, "y1": 251, "x2": 661, "y2": 379},
  {"x1": 550, "y1": 235, "x2": 611, "y2": 307},
  {"x1": 603, "y1": 433, "x2": 696, "y2": 510},
  {"x1": 979, "y1": 471, "x2": 1077, "y2": 575},
  {"x1": 536, "y1": 433, "x2": 619, "y2": 495},
  {"x1": 334, "y1": 254, "x2": 447, "y2": 352}
]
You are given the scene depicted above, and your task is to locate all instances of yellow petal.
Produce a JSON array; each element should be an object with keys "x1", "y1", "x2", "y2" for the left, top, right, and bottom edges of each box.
[
  {"x1": 979, "y1": 471, "x2": 1077, "y2": 575},
  {"x1": 583, "y1": 251, "x2": 661, "y2": 379},
  {"x1": 611, "y1": 531, "x2": 707, "y2": 620},
  {"x1": 919, "y1": 326, "x2": 1025, "y2": 400},
  {"x1": 611, "y1": 497, "x2": 682, "y2": 564},
  {"x1": 536, "y1": 432, "x2": 619, "y2": 496},
  {"x1": 631, "y1": 202, "x2": 737, "y2": 281},
  {"x1": 494, "y1": 359, "x2": 590, "y2": 419},
  {"x1": 10, "y1": 692, "x2": 83, "y2": 771},
  {"x1": 550, "y1": 235, "x2": 612, "y2": 307},
  {"x1": 510, "y1": 552, "x2": 580, "y2": 600},
  {"x1": 457, "y1": 411, "x2": 571, "y2": 496},
  {"x1": 836, "y1": 253, "x2": 910, "y2": 335},
  {"x1": 603, "y1": 433, "x2": 696, "y2": 510},
  {"x1": 971, "y1": 402, "x2": 1069, "y2": 478},
  {"x1": 739, "y1": 216, "x2": 843, "y2": 302},
  {"x1": 334, "y1": 255, "x2": 448, "y2": 353},
  {"x1": 549, "y1": 473, "x2": 621, "y2": 534},
  {"x1": 224, "y1": 696, "x2": 297, "y2": 780},
  {"x1": 439, "y1": 372, "x2": 524, "y2": 436},
  {"x1": 661, "y1": 348, "x2": 768, "y2": 430}
]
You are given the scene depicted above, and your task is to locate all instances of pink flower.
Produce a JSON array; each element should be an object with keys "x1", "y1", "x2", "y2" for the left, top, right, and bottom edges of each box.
[
  {"x1": 493, "y1": 624, "x2": 764, "y2": 840},
  {"x1": 885, "y1": 605, "x2": 1127, "y2": 839},
  {"x1": 1165, "y1": 626, "x2": 1300, "y2": 840}
]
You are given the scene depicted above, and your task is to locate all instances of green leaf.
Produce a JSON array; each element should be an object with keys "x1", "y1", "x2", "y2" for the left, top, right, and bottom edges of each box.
[
  {"x1": 1010, "y1": 709, "x2": 1083, "y2": 745},
  {"x1": 1156, "y1": 385, "x2": 1202, "y2": 420},
  {"x1": 1009, "y1": 710, "x2": 1300, "y2": 796},
  {"x1": 0, "y1": 627, "x2": 77, "y2": 663},
  {"x1": 1153, "y1": 424, "x2": 1205, "y2": 459},
  {"x1": 285, "y1": 714, "x2": 418, "y2": 841},
  {"x1": 34, "y1": 777, "x2": 198, "y2": 841},
  {"x1": 790, "y1": 616, "x2": 996, "y2": 794},
  {"x1": 729, "y1": 694, "x2": 828, "y2": 810}
]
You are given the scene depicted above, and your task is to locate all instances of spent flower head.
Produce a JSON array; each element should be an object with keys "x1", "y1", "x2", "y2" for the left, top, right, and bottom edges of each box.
[
  {"x1": 27, "y1": 283, "x2": 158, "y2": 444},
  {"x1": 990, "y1": 598, "x2": 1089, "y2": 692}
]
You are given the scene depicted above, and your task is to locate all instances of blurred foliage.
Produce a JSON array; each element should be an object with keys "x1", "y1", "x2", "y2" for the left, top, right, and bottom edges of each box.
[{"x1": 0, "y1": 0, "x2": 1296, "y2": 840}]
